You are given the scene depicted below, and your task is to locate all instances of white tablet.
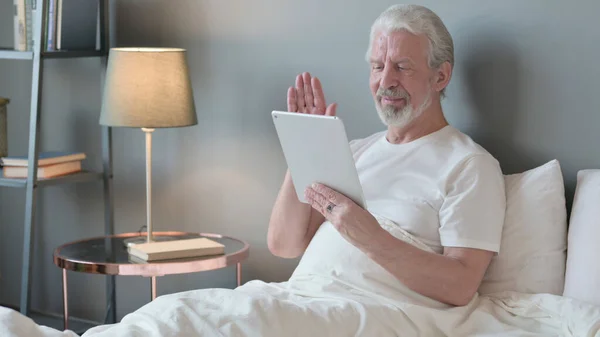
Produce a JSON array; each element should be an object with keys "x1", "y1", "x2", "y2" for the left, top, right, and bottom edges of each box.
[{"x1": 271, "y1": 110, "x2": 366, "y2": 208}]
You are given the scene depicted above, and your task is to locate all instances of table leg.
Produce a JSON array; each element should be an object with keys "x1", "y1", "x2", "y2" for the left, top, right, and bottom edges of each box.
[
  {"x1": 62, "y1": 269, "x2": 68, "y2": 330},
  {"x1": 237, "y1": 263, "x2": 242, "y2": 287},
  {"x1": 151, "y1": 276, "x2": 157, "y2": 301}
]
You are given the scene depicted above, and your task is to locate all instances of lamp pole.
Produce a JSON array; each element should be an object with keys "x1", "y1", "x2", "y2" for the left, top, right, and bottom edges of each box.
[{"x1": 142, "y1": 127, "x2": 155, "y2": 243}]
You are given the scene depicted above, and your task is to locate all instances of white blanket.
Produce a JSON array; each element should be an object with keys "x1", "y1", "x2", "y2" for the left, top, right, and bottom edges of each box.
[{"x1": 2, "y1": 218, "x2": 600, "y2": 337}]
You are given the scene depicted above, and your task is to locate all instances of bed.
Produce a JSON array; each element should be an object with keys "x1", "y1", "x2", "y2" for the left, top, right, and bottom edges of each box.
[{"x1": 2, "y1": 159, "x2": 600, "y2": 337}]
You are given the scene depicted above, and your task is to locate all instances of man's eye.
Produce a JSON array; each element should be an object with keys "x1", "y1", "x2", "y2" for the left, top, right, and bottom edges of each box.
[{"x1": 372, "y1": 65, "x2": 383, "y2": 70}]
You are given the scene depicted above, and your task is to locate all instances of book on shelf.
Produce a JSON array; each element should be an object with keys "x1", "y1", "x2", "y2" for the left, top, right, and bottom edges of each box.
[
  {"x1": 2, "y1": 160, "x2": 81, "y2": 179},
  {"x1": 25, "y1": 0, "x2": 36, "y2": 51},
  {"x1": 13, "y1": 0, "x2": 38, "y2": 52},
  {"x1": 45, "y1": 0, "x2": 57, "y2": 50},
  {"x1": 13, "y1": 0, "x2": 27, "y2": 51},
  {"x1": 127, "y1": 238, "x2": 226, "y2": 262},
  {"x1": 0, "y1": 151, "x2": 85, "y2": 167}
]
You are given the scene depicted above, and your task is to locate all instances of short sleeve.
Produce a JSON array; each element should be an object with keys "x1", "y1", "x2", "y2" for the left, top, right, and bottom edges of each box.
[{"x1": 438, "y1": 154, "x2": 506, "y2": 253}]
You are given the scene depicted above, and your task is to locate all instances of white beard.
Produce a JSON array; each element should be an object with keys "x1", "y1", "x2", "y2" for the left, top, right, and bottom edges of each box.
[{"x1": 376, "y1": 88, "x2": 433, "y2": 128}]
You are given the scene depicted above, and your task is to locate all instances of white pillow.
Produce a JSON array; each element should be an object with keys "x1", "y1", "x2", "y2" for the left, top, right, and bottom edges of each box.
[
  {"x1": 478, "y1": 159, "x2": 567, "y2": 295},
  {"x1": 563, "y1": 170, "x2": 600, "y2": 305}
]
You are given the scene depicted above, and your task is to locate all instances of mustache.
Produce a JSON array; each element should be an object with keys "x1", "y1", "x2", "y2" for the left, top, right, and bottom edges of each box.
[{"x1": 376, "y1": 88, "x2": 410, "y2": 100}]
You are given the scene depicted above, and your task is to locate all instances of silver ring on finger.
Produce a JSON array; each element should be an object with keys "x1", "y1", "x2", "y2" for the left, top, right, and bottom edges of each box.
[{"x1": 326, "y1": 203, "x2": 336, "y2": 213}]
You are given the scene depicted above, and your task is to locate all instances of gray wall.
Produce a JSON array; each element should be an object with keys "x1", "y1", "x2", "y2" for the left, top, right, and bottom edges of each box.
[{"x1": 0, "y1": 0, "x2": 598, "y2": 322}]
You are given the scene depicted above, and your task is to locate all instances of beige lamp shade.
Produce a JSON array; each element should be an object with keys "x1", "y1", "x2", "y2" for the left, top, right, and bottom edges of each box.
[{"x1": 99, "y1": 47, "x2": 197, "y2": 128}]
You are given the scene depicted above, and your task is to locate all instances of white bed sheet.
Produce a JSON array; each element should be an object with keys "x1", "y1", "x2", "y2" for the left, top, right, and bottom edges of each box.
[
  {"x1": 2, "y1": 277, "x2": 599, "y2": 337},
  {"x1": 2, "y1": 217, "x2": 599, "y2": 337}
]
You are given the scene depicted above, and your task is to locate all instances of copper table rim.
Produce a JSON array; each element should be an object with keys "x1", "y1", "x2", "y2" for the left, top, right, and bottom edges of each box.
[{"x1": 53, "y1": 231, "x2": 250, "y2": 277}]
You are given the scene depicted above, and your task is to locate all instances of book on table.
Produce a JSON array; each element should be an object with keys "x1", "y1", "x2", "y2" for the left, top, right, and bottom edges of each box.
[
  {"x1": 128, "y1": 238, "x2": 226, "y2": 262},
  {"x1": 0, "y1": 151, "x2": 85, "y2": 167}
]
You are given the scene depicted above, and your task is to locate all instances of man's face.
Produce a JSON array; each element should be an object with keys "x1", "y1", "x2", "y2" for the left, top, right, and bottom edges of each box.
[{"x1": 369, "y1": 30, "x2": 436, "y2": 128}]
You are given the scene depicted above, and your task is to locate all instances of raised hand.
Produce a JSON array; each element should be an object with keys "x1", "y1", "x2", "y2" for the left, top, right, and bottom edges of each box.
[{"x1": 287, "y1": 72, "x2": 337, "y2": 116}]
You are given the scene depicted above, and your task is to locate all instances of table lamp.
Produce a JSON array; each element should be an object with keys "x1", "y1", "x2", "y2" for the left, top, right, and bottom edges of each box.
[{"x1": 99, "y1": 47, "x2": 197, "y2": 246}]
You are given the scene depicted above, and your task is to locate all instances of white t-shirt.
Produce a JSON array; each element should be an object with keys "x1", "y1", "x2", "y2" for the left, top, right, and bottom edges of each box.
[
  {"x1": 350, "y1": 125, "x2": 506, "y2": 254},
  {"x1": 290, "y1": 125, "x2": 506, "y2": 306}
]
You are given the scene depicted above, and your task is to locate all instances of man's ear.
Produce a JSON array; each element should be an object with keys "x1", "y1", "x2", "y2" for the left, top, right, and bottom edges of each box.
[{"x1": 434, "y1": 61, "x2": 452, "y2": 94}]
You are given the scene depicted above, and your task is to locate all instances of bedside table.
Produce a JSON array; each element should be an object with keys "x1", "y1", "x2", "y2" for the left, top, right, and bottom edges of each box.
[{"x1": 53, "y1": 231, "x2": 250, "y2": 330}]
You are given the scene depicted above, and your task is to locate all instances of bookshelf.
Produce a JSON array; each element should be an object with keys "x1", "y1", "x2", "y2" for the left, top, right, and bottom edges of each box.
[{"x1": 0, "y1": 0, "x2": 116, "y2": 329}]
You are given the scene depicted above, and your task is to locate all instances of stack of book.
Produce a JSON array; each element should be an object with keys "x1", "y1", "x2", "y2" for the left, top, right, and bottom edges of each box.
[
  {"x1": 13, "y1": 0, "x2": 100, "y2": 52},
  {"x1": 0, "y1": 151, "x2": 85, "y2": 179}
]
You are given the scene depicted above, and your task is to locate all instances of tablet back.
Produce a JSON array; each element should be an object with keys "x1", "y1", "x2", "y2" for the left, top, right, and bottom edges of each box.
[{"x1": 272, "y1": 111, "x2": 366, "y2": 208}]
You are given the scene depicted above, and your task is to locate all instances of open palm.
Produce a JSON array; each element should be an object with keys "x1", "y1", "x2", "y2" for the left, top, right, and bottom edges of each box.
[{"x1": 287, "y1": 72, "x2": 337, "y2": 116}]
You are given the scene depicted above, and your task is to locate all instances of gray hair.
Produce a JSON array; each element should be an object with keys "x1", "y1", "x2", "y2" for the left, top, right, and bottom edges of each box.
[{"x1": 366, "y1": 4, "x2": 454, "y2": 96}]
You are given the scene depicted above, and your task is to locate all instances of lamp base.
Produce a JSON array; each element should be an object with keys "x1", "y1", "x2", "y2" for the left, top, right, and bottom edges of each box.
[{"x1": 124, "y1": 235, "x2": 180, "y2": 248}]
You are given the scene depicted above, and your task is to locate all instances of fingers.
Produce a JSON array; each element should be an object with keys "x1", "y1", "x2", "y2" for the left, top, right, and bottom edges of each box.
[
  {"x1": 312, "y1": 77, "x2": 326, "y2": 111},
  {"x1": 305, "y1": 183, "x2": 348, "y2": 220},
  {"x1": 292, "y1": 72, "x2": 334, "y2": 115},
  {"x1": 304, "y1": 187, "x2": 330, "y2": 216},
  {"x1": 303, "y1": 72, "x2": 314, "y2": 110},
  {"x1": 287, "y1": 87, "x2": 298, "y2": 112},
  {"x1": 325, "y1": 103, "x2": 337, "y2": 116},
  {"x1": 295, "y1": 74, "x2": 306, "y2": 112},
  {"x1": 310, "y1": 183, "x2": 340, "y2": 204}
]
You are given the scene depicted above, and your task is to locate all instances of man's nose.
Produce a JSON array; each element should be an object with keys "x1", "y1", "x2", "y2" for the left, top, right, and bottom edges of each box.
[{"x1": 380, "y1": 68, "x2": 399, "y2": 90}]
